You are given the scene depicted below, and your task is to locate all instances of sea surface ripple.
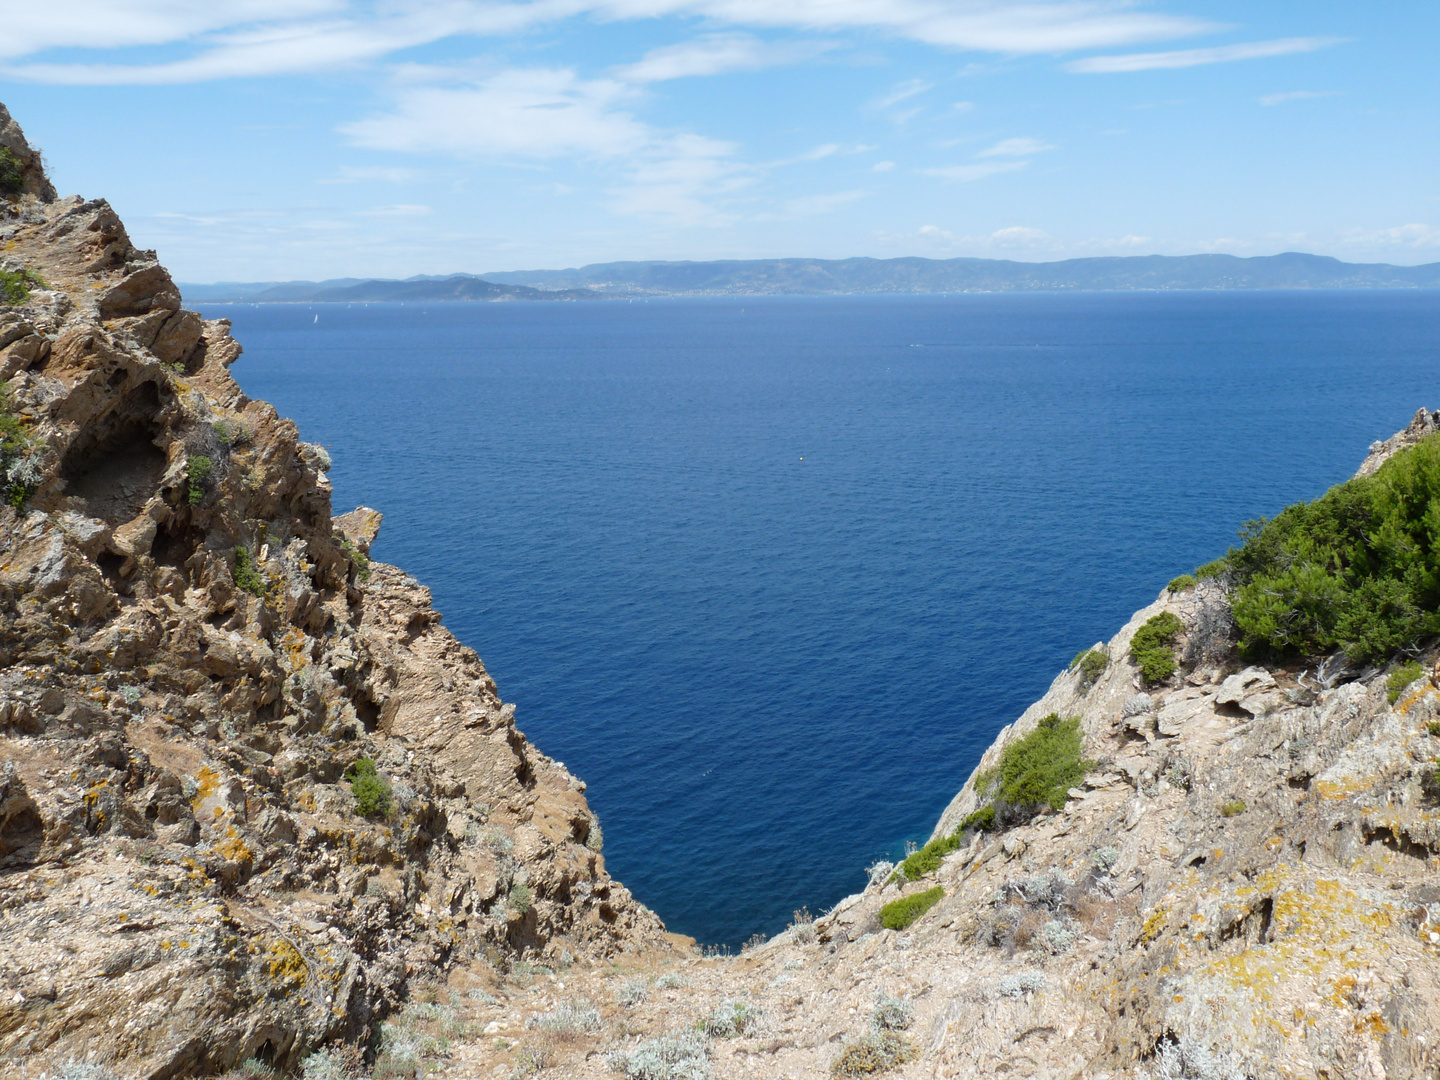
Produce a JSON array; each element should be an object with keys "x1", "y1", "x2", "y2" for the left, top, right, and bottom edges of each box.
[{"x1": 204, "y1": 290, "x2": 1440, "y2": 947}]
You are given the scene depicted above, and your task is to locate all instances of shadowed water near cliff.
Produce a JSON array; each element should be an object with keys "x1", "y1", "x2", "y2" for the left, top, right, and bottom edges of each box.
[{"x1": 204, "y1": 290, "x2": 1440, "y2": 947}]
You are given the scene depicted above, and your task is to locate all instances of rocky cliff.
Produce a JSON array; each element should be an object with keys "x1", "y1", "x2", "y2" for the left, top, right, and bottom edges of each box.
[{"x1": 0, "y1": 103, "x2": 665, "y2": 1078}]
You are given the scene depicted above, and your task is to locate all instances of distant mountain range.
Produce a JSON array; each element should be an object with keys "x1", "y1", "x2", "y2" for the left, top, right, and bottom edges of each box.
[{"x1": 181, "y1": 252, "x2": 1440, "y2": 303}]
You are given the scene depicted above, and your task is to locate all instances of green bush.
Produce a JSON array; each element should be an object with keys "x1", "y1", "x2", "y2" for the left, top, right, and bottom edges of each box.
[
  {"x1": 1194, "y1": 558, "x2": 1229, "y2": 581},
  {"x1": 0, "y1": 267, "x2": 44, "y2": 305},
  {"x1": 1219, "y1": 798, "x2": 1246, "y2": 818},
  {"x1": 0, "y1": 148, "x2": 23, "y2": 196},
  {"x1": 830, "y1": 1031, "x2": 918, "y2": 1076},
  {"x1": 1167, "y1": 574, "x2": 1197, "y2": 593},
  {"x1": 879, "y1": 886, "x2": 944, "y2": 931},
  {"x1": 1426, "y1": 721, "x2": 1440, "y2": 737},
  {"x1": 1387, "y1": 661, "x2": 1425, "y2": 704},
  {"x1": 1226, "y1": 434, "x2": 1440, "y2": 664},
  {"x1": 1070, "y1": 648, "x2": 1108, "y2": 688},
  {"x1": 1130, "y1": 611, "x2": 1183, "y2": 684},
  {"x1": 0, "y1": 381, "x2": 39, "y2": 509},
  {"x1": 187, "y1": 455, "x2": 214, "y2": 505},
  {"x1": 232, "y1": 546, "x2": 266, "y2": 597},
  {"x1": 976, "y1": 713, "x2": 1092, "y2": 813},
  {"x1": 345, "y1": 758, "x2": 392, "y2": 817},
  {"x1": 507, "y1": 881, "x2": 533, "y2": 915},
  {"x1": 896, "y1": 832, "x2": 963, "y2": 882}
]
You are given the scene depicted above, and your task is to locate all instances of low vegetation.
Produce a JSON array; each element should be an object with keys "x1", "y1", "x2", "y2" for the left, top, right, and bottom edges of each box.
[
  {"x1": 703, "y1": 999, "x2": 764, "y2": 1037},
  {"x1": 976, "y1": 713, "x2": 1091, "y2": 814},
  {"x1": 531, "y1": 998, "x2": 601, "y2": 1040},
  {"x1": 879, "y1": 885, "x2": 943, "y2": 930},
  {"x1": 1070, "y1": 648, "x2": 1108, "y2": 689},
  {"x1": 1130, "y1": 611, "x2": 1184, "y2": 684},
  {"x1": 607, "y1": 1028, "x2": 711, "y2": 1080},
  {"x1": 1, "y1": 381, "x2": 40, "y2": 509},
  {"x1": 1226, "y1": 434, "x2": 1440, "y2": 664},
  {"x1": 186, "y1": 454, "x2": 214, "y2": 505},
  {"x1": 830, "y1": 1031, "x2": 918, "y2": 1077},
  {"x1": 1219, "y1": 798, "x2": 1246, "y2": 818},
  {"x1": 0, "y1": 147, "x2": 24, "y2": 196},
  {"x1": 1167, "y1": 573, "x2": 1197, "y2": 593},
  {"x1": 232, "y1": 546, "x2": 266, "y2": 597},
  {"x1": 344, "y1": 757, "x2": 392, "y2": 817},
  {"x1": 0, "y1": 266, "x2": 45, "y2": 304},
  {"x1": 1388, "y1": 661, "x2": 1425, "y2": 704}
]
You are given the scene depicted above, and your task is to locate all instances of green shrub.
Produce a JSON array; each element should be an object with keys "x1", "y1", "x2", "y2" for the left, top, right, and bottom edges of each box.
[
  {"x1": 507, "y1": 881, "x2": 533, "y2": 915},
  {"x1": 1070, "y1": 648, "x2": 1108, "y2": 688},
  {"x1": 0, "y1": 381, "x2": 39, "y2": 509},
  {"x1": 232, "y1": 546, "x2": 266, "y2": 597},
  {"x1": 895, "y1": 831, "x2": 963, "y2": 882},
  {"x1": 0, "y1": 148, "x2": 23, "y2": 196},
  {"x1": 976, "y1": 713, "x2": 1092, "y2": 813},
  {"x1": 1194, "y1": 558, "x2": 1229, "y2": 581},
  {"x1": 187, "y1": 454, "x2": 214, "y2": 505},
  {"x1": 1387, "y1": 661, "x2": 1425, "y2": 704},
  {"x1": 1219, "y1": 798, "x2": 1245, "y2": 818},
  {"x1": 345, "y1": 758, "x2": 392, "y2": 817},
  {"x1": 0, "y1": 268, "x2": 44, "y2": 305},
  {"x1": 831, "y1": 1031, "x2": 918, "y2": 1076},
  {"x1": 1426, "y1": 721, "x2": 1440, "y2": 737},
  {"x1": 1227, "y1": 434, "x2": 1440, "y2": 664},
  {"x1": 958, "y1": 804, "x2": 995, "y2": 832},
  {"x1": 879, "y1": 885, "x2": 943, "y2": 931},
  {"x1": 1167, "y1": 574, "x2": 1197, "y2": 593},
  {"x1": 1130, "y1": 611, "x2": 1183, "y2": 684}
]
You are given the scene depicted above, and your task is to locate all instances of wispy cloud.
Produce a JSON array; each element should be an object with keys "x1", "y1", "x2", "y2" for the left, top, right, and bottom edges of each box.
[
  {"x1": 1340, "y1": 223, "x2": 1440, "y2": 249},
  {"x1": 614, "y1": 35, "x2": 831, "y2": 83},
  {"x1": 1, "y1": 1, "x2": 1216, "y2": 83},
  {"x1": 1258, "y1": 90, "x2": 1339, "y2": 106},
  {"x1": 873, "y1": 78, "x2": 933, "y2": 109},
  {"x1": 919, "y1": 160, "x2": 1026, "y2": 182},
  {"x1": 977, "y1": 137, "x2": 1054, "y2": 158},
  {"x1": 319, "y1": 165, "x2": 418, "y2": 184},
  {"x1": 872, "y1": 160, "x2": 896, "y2": 172},
  {"x1": 358, "y1": 204, "x2": 432, "y2": 217},
  {"x1": 1068, "y1": 36, "x2": 1343, "y2": 75}
]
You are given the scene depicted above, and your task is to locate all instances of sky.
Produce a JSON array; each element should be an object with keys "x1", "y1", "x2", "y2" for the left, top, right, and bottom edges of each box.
[{"x1": 2, "y1": 1, "x2": 1438, "y2": 281}]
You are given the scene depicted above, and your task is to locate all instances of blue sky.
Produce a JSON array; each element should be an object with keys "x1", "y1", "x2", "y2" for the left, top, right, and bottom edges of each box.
[{"x1": 3, "y1": 1, "x2": 1437, "y2": 281}]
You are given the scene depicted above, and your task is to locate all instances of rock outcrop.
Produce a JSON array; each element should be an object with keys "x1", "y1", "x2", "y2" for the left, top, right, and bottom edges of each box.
[{"x1": 0, "y1": 108, "x2": 663, "y2": 1078}]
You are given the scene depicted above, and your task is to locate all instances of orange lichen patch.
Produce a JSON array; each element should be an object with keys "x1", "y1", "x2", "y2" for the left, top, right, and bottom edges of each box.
[
  {"x1": 1141, "y1": 908, "x2": 1169, "y2": 943},
  {"x1": 191, "y1": 766, "x2": 219, "y2": 811},
  {"x1": 1314, "y1": 777, "x2": 1376, "y2": 802},
  {"x1": 214, "y1": 826, "x2": 253, "y2": 865},
  {"x1": 83, "y1": 779, "x2": 108, "y2": 806},
  {"x1": 268, "y1": 939, "x2": 308, "y2": 989},
  {"x1": 1394, "y1": 687, "x2": 1430, "y2": 716}
]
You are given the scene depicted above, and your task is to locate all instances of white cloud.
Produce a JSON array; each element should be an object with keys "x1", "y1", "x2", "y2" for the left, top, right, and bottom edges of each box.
[
  {"x1": 1, "y1": 1, "x2": 1216, "y2": 83},
  {"x1": 1340, "y1": 224, "x2": 1440, "y2": 249},
  {"x1": 990, "y1": 225, "x2": 1049, "y2": 243},
  {"x1": 614, "y1": 34, "x2": 831, "y2": 83},
  {"x1": 766, "y1": 190, "x2": 866, "y2": 218},
  {"x1": 977, "y1": 136, "x2": 1054, "y2": 158},
  {"x1": 952, "y1": 100, "x2": 975, "y2": 112},
  {"x1": 1068, "y1": 36, "x2": 1343, "y2": 74},
  {"x1": 919, "y1": 160, "x2": 1026, "y2": 182},
  {"x1": 873, "y1": 79, "x2": 933, "y2": 109},
  {"x1": 1258, "y1": 90, "x2": 1339, "y2": 106},
  {"x1": 341, "y1": 69, "x2": 649, "y2": 159},
  {"x1": 872, "y1": 160, "x2": 896, "y2": 172},
  {"x1": 358, "y1": 204, "x2": 432, "y2": 217}
]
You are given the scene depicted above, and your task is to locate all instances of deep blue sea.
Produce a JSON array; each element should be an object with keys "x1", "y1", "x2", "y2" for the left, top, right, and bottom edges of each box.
[{"x1": 199, "y1": 291, "x2": 1440, "y2": 947}]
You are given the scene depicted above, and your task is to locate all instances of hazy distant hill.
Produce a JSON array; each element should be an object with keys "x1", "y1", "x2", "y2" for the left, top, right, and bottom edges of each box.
[
  {"x1": 182, "y1": 252, "x2": 1440, "y2": 302},
  {"x1": 181, "y1": 274, "x2": 596, "y2": 303}
]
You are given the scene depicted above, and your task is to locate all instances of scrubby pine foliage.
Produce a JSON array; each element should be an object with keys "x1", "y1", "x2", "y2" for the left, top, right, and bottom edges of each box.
[{"x1": 1226, "y1": 434, "x2": 1440, "y2": 664}]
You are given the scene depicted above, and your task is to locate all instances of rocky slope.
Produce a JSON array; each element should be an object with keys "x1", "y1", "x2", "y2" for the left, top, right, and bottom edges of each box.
[{"x1": 0, "y1": 104, "x2": 666, "y2": 1078}]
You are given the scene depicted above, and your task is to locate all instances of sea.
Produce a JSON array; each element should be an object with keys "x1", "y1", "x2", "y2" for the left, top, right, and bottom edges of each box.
[{"x1": 198, "y1": 290, "x2": 1440, "y2": 948}]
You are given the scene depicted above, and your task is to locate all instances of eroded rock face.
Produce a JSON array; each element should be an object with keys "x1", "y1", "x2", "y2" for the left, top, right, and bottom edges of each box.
[{"x1": 0, "y1": 108, "x2": 663, "y2": 1077}]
